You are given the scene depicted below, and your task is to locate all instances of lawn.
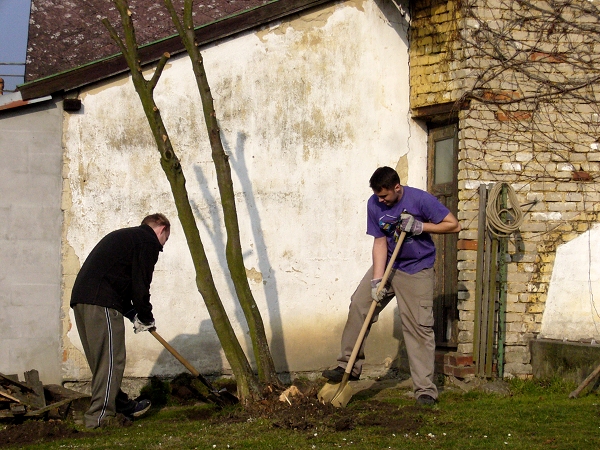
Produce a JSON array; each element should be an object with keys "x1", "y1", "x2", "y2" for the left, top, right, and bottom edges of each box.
[{"x1": 1, "y1": 377, "x2": 598, "y2": 449}]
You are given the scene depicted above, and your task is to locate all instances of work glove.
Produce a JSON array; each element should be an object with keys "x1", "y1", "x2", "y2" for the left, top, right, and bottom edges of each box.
[
  {"x1": 371, "y1": 278, "x2": 389, "y2": 303},
  {"x1": 380, "y1": 220, "x2": 402, "y2": 242},
  {"x1": 400, "y1": 213, "x2": 423, "y2": 235},
  {"x1": 133, "y1": 315, "x2": 155, "y2": 334},
  {"x1": 124, "y1": 309, "x2": 137, "y2": 323}
]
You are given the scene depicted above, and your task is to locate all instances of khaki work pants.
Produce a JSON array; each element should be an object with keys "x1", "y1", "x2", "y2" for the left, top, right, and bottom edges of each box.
[{"x1": 337, "y1": 266, "x2": 437, "y2": 399}]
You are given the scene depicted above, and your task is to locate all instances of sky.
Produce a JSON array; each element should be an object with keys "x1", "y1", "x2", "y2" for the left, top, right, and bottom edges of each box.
[{"x1": 0, "y1": 0, "x2": 32, "y2": 92}]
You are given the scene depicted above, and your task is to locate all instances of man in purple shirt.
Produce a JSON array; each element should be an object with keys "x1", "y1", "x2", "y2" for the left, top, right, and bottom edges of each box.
[{"x1": 322, "y1": 166, "x2": 461, "y2": 405}]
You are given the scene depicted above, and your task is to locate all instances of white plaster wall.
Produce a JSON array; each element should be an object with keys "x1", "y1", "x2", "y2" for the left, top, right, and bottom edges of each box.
[
  {"x1": 63, "y1": 1, "x2": 420, "y2": 379},
  {"x1": 539, "y1": 225, "x2": 600, "y2": 342}
]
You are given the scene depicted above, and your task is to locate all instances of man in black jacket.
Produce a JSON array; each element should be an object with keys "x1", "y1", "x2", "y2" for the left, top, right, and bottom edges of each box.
[{"x1": 71, "y1": 213, "x2": 170, "y2": 428}]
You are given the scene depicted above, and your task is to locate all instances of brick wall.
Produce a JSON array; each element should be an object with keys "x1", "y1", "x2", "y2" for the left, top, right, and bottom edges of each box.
[
  {"x1": 409, "y1": 0, "x2": 463, "y2": 108},
  {"x1": 410, "y1": 0, "x2": 600, "y2": 378}
]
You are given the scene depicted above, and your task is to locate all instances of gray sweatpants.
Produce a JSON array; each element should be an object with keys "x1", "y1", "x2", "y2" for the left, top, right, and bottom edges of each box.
[
  {"x1": 73, "y1": 304, "x2": 126, "y2": 428},
  {"x1": 337, "y1": 266, "x2": 437, "y2": 399}
]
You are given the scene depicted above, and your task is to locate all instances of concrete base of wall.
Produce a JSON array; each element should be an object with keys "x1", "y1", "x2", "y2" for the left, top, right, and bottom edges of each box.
[{"x1": 531, "y1": 338, "x2": 600, "y2": 383}]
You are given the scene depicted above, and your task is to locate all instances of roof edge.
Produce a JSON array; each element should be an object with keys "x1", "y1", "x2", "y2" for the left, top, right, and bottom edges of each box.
[{"x1": 19, "y1": 0, "x2": 332, "y2": 101}]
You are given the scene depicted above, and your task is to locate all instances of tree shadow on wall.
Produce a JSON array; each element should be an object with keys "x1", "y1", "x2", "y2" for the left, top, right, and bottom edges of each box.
[
  {"x1": 188, "y1": 131, "x2": 287, "y2": 374},
  {"x1": 150, "y1": 319, "x2": 226, "y2": 379},
  {"x1": 226, "y1": 131, "x2": 287, "y2": 374}
]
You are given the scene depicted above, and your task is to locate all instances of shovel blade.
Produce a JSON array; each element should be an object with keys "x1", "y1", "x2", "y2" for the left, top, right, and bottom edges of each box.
[
  {"x1": 318, "y1": 381, "x2": 340, "y2": 403},
  {"x1": 317, "y1": 381, "x2": 353, "y2": 408},
  {"x1": 330, "y1": 383, "x2": 353, "y2": 408},
  {"x1": 218, "y1": 388, "x2": 239, "y2": 405}
]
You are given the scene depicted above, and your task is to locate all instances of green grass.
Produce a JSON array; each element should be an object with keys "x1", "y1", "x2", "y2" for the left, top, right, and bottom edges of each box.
[{"x1": 2, "y1": 377, "x2": 600, "y2": 449}]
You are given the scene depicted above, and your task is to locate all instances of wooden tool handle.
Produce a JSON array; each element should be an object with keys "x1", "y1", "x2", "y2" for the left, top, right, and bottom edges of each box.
[
  {"x1": 569, "y1": 362, "x2": 600, "y2": 398},
  {"x1": 378, "y1": 228, "x2": 409, "y2": 294},
  {"x1": 345, "y1": 229, "x2": 408, "y2": 375},
  {"x1": 150, "y1": 329, "x2": 200, "y2": 377}
]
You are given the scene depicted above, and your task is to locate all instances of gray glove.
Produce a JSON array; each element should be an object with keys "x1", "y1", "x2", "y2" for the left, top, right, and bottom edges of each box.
[
  {"x1": 133, "y1": 315, "x2": 155, "y2": 334},
  {"x1": 371, "y1": 278, "x2": 389, "y2": 303},
  {"x1": 400, "y1": 213, "x2": 423, "y2": 235}
]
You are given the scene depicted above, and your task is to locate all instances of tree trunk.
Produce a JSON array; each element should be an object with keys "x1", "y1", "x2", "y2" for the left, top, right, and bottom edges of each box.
[
  {"x1": 164, "y1": 0, "x2": 281, "y2": 387},
  {"x1": 103, "y1": 0, "x2": 262, "y2": 402}
]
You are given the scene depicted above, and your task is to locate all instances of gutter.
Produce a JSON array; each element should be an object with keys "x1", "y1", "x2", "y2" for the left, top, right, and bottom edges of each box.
[{"x1": 0, "y1": 91, "x2": 53, "y2": 112}]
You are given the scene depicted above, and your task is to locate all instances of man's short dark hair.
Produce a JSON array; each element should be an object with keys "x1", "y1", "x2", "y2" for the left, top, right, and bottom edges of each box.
[
  {"x1": 142, "y1": 213, "x2": 170, "y2": 230},
  {"x1": 369, "y1": 166, "x2": 400, "y2": 192}
]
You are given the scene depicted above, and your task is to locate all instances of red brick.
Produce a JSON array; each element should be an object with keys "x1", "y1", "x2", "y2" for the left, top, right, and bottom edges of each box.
[
  {"x1": 445, "y1": 353, "x2": 474, "y2": 367},
  {"x1": 572, "y1": 171, "x2": 592, "y2": 181},
  {"x1": 496, "y1": 111, "x2": 532, "y2": 121},
  {"x1": 457, "y1": 239, "x2": 477, "y2": 250},
  {"x1": 482, "y1": 90, "x2": 521, "y2": 102},
  {"x1": 451, "y1": 366, "x2": 476, "y2": 378},
  {"x1": 529, "y1": 52, "x2": 564, "y2": 63}
]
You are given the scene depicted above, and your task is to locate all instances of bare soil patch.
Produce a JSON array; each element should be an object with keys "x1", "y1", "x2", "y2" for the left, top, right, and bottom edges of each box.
[
  {"x1": 0, "y1": 376, "x2": 427, "y2": 447},
  {"x1": 0, "y1": 419, "x2": 86, "y2": 448}
]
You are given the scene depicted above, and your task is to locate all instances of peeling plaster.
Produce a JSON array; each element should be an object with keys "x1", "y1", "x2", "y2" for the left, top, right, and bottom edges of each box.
[
  {"x1": 395, "y1": 154, "x2": 409, "y2": 185},
  {"x1": 246, "y1": 267, "x2": 264, "y2": 284}
]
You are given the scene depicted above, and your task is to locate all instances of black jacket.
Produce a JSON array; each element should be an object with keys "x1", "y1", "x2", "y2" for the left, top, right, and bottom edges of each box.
[{"x1": 70, "y1": 224, "x2": 163, "y2": 324}]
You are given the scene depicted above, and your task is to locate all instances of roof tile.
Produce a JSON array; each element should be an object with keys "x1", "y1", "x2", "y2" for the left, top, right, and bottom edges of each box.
[{"x1": 26, "y1": 0, "x2": 269, "y2": 81}]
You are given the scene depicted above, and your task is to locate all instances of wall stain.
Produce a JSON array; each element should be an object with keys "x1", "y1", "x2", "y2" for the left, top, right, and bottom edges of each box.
[
  {"x1": 60, "y1": 143, "x2": 87, "y2": 373},
  {"x1": 396, "y1": 154, "x2": 409, "y2": 185},
  {"x1": 246, "y1": 267, "x2": 263, "y2": 283}
]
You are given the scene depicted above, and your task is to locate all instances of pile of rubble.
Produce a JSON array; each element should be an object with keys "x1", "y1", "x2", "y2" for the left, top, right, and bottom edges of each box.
[{"x1": 0, "y1": 370, "x2": 88, "y2": 421}]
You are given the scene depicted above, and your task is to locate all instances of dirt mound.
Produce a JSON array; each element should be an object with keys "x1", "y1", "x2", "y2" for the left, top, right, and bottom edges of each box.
[
  {"x1": 214, "y1": 379, "x2": 429, "y2": 434},
  {"x1": 0, "y1": 420, "x2": 85, "y2": 448}
]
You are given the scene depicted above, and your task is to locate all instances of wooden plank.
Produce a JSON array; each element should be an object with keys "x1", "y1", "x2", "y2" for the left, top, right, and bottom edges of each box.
[
  {"x1": 473, "y1": 184, "x2": 488, "y2": 372},
  {"x1": 411, "y1": 100, "x2": 470, "y2": 119},
  {"x1": 480, "y1": 226, "x2": 492, "y2": 376},
  {"x1": 43, "y1": 384, "x2": 88, "y2": 401},
  {"x1": 10, "y1": 403, "x2": 27, "y2": 415},
  {"x1": 0, "y1": 372, "x2": 35, "y2": 393},
  {"x1": 485, "y1": 238, "x2": 498, "y2": 377},
  {"x1": 24, "y1": 370, "x2": 46, "y2": 409},
  {"x1": 0, "y1": 389, "x2": 21, "y2": 403},
  {"x1": 25, "y1": 398, "x2": 74, "y2": 417},
  {"x1": 0, "y1": 386, "x2": 37, "y2": 409},
  {"x1": 19, "y1": 0, "x2": 332, "y2": 100}
]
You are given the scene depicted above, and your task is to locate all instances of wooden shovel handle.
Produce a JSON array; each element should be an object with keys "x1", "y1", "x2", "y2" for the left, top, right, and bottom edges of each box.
[
  {"x1": 569, "y1": 362, "x2": 600, "y2": 398},
  {"x1": 344, "y1": 229, "x2": 409, "y2": 376},
  {"x1": 150, "y1": 329, "x2": 200, "y2": 377}
]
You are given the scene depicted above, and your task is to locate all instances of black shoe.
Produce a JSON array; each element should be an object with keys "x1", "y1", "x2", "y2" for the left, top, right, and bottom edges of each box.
[
  {"x1": 131, "y1": 399, "x2": 151, "y2": 418},
  {"x1": 416, "y1": 394, "x2": 437, "y2": 406},
  {"x1": 322, "y1": 366, "x2": 360, "y2": 382}
]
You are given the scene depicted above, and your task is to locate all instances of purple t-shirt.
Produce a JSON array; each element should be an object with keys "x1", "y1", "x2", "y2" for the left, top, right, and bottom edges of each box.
[{"x1": 367, "y1": 186, "x2": 450, "y2": 274}]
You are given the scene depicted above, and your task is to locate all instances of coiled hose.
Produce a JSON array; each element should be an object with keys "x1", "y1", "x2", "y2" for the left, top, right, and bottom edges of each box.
[{"x1": 485, "y1": 182, "x2": 524, "y2": 237}]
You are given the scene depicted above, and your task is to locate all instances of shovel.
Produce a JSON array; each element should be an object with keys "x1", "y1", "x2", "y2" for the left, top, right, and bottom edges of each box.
[
  {"x1": 150, "y1": 329, "x2": 239, "y2": 407},
  {"x1": 318, "y1": 218, "x2": 412, "y2": 408}
]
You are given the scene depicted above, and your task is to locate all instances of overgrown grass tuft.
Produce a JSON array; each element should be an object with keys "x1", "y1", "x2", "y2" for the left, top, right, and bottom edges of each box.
[{"x1": 509, "y1": 375, "x2": 577, "y2": 395}]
